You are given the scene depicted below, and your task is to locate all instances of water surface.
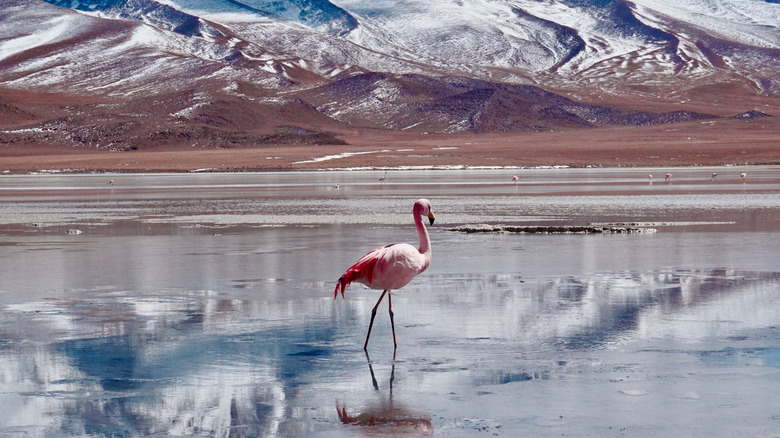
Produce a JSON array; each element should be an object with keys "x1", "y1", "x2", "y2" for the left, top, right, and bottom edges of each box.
[{"x1": 1, "y1": 167, "x2": 779, "y2": 436}]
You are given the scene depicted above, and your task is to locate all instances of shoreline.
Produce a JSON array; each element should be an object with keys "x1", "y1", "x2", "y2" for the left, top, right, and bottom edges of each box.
[{"x1": 4, "y1": 164, "x2": 768, "y2": 176}]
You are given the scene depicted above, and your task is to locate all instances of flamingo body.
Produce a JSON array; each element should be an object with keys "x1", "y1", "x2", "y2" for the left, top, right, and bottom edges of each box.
[
  {"x1": 335, "y1": 199, "x2": 435, "y2": 350},
  {"x1": 338, "y1": 243, "x2": 429, "y2": 293}
]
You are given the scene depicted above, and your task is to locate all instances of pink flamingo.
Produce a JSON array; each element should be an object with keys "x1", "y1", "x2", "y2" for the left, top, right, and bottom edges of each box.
[
  {"x1": 711, "y1": 172, "x2": 718, "y2": 181},
  {"x1": 740, "y1": 172, "x2": 747, "y2": 180},
  {"x1": 334, "y1": 199, "x2": 436, "y2": 350},
  {"x1": 648, "y1": 174, "x2": 653, "y2": 184},
  {"x1": 512, "y1": 175, "x2": 519, "y2": 184},
  {"x1": 379, "y1": 172, "x2": 388, "y2": 184},
  {"x1": 107, "y1": 179, "x2": 115, "y2": 185},
  {"x1": 665, "y1": 173, "x2": 672, "y2": 182}
]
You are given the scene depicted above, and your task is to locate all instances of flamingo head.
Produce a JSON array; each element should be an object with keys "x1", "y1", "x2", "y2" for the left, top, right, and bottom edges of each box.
[{"x1": 414, "y1": 198, "x2": 435, "y2": 225}]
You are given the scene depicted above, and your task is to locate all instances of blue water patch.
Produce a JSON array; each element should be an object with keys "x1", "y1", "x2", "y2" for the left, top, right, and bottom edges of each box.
[
  {"x1": 697, "y1": 347, "x2": 780, "y2": 368},
  {"x1": 760, "y1": 348, "x2": 780, "y2": 368}
]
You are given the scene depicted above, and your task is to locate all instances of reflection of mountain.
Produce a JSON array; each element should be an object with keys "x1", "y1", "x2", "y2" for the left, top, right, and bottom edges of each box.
[
  {"x1": 60, "y1": 332, "x2": 290, "y2": 436},
  {"x1": 545, "y1": 269, "x2": 760, "y2": 349},
  {"x1": 1, "y1": 268, "x2": 778, "y2": 435},
  {"x1": 0, "y1": 291, "x2": 339, "y2": 436},
  {"x1": 430, "y1": 268, "x2": 780, "y2": 350}
]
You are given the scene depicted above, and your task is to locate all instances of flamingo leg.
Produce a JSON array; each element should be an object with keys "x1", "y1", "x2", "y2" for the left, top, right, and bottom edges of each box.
[
  {"x1": 364, "y1": 290, "x2": 388, "y2": 350},
  {"x1": 388, "y1": 291, "x2": 397, "y2": 350},
  {"x1": 365, "y1": 351, "x2": 379, "y2": 390}
]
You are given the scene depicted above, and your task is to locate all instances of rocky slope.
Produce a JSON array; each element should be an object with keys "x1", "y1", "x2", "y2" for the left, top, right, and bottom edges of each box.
[{"x1": 0, "y1": 0, "x2": 778, "y2": 150}]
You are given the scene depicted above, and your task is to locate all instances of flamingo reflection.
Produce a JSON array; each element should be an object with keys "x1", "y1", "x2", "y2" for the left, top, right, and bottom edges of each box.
[{"x1": 336, "y1": 353, "x2": 433, "y2": 436}]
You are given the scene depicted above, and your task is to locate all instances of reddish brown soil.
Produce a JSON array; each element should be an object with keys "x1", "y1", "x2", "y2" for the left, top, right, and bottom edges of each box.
[
  {"x1": 2, "y1": 115, "x2": 778, "y2": 173},
  {"x1": 1, "y1": 81, "x2": 778, "y2": 173}
]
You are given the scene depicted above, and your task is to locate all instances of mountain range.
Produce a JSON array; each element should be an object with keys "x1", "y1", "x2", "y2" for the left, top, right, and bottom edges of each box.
[{"x1": 0, "y1": 0, "x2": 778, "y2": 151}]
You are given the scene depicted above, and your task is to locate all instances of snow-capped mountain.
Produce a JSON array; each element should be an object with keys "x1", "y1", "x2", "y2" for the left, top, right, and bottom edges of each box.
[
  {"x1": 16, "y1": 0, "x2": 777, "y2": 92},
  {"x1": 0, "y1": 0, "x2": 778, "y2": 146}
]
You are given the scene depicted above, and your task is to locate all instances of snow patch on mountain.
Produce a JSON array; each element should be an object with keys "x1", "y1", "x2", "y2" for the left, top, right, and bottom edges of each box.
[
  {"x1": 2, "y1": 0, "x2": 779, "y2": 103},
  {"x1": 633, "y1": 0, "x2": 780, "y2": 48}
]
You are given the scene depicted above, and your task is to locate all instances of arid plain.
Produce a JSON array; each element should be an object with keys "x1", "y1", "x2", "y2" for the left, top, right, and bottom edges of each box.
[{"x1": 2, "y1": 80, "x2": 778, "y2": 173}]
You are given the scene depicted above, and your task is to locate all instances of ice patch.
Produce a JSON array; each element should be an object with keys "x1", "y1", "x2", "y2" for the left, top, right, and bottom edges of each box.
[{"x1": 292, "y1": 150, "x2": 390, "y2": 164}]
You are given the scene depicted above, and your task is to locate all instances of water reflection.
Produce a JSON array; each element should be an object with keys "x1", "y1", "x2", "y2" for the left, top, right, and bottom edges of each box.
[
  {"x1": 1, "y1": 266, "x2": 778, "y2": 435},
  {"x1": 336, "y1": 354, "x2": 433, "y2": 436},
  {"x1": 426, "y1": 269, "x2": 780, "y2": 350}
]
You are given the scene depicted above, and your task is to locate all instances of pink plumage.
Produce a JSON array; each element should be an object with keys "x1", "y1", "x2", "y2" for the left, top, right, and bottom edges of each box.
[{"x1": 334, "y1": 198, "x2": 436, "y2": 350}]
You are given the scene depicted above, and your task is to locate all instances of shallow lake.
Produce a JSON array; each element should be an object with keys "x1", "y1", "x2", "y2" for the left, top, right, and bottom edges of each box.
[{"x1": 1, "y1": 167, "x2": 780, "y2": 437}]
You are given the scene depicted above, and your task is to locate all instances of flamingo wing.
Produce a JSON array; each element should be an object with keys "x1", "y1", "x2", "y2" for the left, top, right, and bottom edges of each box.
[
  {"x1": 334, "y1": 243, "x2": 426, "y2": 298},
  {"x1": 334, "y1": 244, "x2": 395, "y2": 298}
]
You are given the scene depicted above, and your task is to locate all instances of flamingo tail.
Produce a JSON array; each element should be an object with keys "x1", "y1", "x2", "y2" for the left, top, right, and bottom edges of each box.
[
  {"x1": 334, "y1": 267, "x2": 364, "y2": 299},
  {"x1": 334, "y1": 275, "x2": 349, "y2": 299},
  {"x1": 334, "y1": 250, "x2": 382, "y2": 299}
]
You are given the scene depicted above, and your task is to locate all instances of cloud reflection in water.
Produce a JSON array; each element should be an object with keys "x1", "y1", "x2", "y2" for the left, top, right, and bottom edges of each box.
[{"x1": 1, "y1": 268, "x2": 778, "y2": 435}]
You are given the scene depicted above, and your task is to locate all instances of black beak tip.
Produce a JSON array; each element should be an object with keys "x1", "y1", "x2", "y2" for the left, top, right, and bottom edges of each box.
[{"x1": 429, "y1": 217, "x2": 435, "y2": 225}]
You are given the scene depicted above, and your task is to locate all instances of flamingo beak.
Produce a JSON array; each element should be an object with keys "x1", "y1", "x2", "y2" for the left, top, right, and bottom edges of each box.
[{"x1": 427, "y1": 211, "x2": 435, "y2": 225}]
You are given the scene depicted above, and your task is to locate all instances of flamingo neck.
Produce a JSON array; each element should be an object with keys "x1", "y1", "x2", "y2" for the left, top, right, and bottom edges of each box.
[{"x1": 414, "y1": 208, "x2": 431, "y2": 260}]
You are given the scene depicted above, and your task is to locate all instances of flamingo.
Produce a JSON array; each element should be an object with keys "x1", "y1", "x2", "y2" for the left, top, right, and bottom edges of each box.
[
  {"x1": 665, "y1": 173, "x2": 673, "y2": 182},
  {"x1": 740, "y1": 172, "x2": 747, "y2": 180},
  {"x1": 711, "y1": 172, "x2": 718, "y2": 181},
  {"x1": 512, "y1": 175, "x2": 519, "y2": 184},
  {"x1": 379, "y1": 172, "x2": 388, "y2": 184},
  {"x1": 107, "y1": 179, "x2": 115, "y2": 185},
  {"x1": 648, "y1": 174, "x2": 653, "y2": 184},
  {"x1": 334, "y1": 199, "x2": 436, "y2": 350}
]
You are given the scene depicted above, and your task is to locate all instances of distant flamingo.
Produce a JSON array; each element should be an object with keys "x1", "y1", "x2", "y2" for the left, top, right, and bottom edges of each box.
[
  {"x1": 334, "y1": 199, "x2": 436, "y2": 350},
  {"x1": 711, "y1": 172, "x2": 718, "y2": 181},
  {"x1": 512, "y1": 175, "x2": 519, "y2": 184},
  {"x1": 648, "y1": 174, "x2": 653, "y2": 184},
  {"x1": 740, "y1": 172, "x2": 747, "y2": 180},
  {"x1": 107, "y1": 179, "x2": 115, "y2": 185},
  {"x1": 665, "y1": 173, "x2": 673, "y2": 182},
  {"x1": 379, "y1": 172, "x2": 388, "y2": 184}
]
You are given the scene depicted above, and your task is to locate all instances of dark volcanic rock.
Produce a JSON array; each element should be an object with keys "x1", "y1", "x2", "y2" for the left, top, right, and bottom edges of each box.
[
  {"x1": 733, "y1": 110, "x2": 773, "y2": 120},
  {"x1": 447, "y1": 224, "x2": 656, "y2": 234},
  {"x1": 301, "y1": 73, "x2": 718, "y2": 133}
]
